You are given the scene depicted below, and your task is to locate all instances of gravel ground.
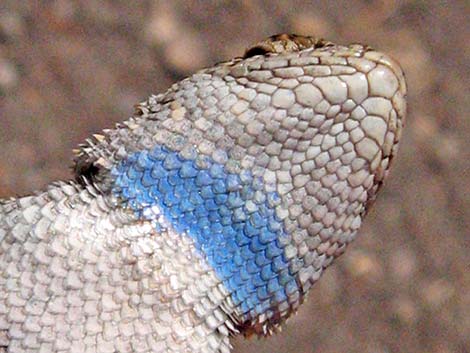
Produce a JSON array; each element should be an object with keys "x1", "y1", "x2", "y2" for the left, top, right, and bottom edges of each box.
[{"x1": 0, "y1": 1, "x2": 468, "y2": 353}]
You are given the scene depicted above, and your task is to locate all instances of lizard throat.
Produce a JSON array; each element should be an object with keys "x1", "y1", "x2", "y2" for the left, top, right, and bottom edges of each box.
[{"x1": 111, "y1": 145, "x2": 303, "y2": 331}]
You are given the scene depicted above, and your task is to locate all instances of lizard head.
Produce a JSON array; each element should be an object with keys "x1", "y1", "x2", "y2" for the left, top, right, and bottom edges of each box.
[{"x1": 73, "y1": 35, "x2": 406, "y2": 335}]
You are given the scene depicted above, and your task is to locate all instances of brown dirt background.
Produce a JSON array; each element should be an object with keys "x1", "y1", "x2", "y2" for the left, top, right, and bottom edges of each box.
[{"x1": 0, "y1": 1, "x2": 468, "y2": 352}]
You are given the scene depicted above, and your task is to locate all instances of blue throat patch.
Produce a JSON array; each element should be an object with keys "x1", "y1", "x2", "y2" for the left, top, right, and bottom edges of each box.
[{"x1": 111, "y1": 145, "x2": 299, "y2": 320}]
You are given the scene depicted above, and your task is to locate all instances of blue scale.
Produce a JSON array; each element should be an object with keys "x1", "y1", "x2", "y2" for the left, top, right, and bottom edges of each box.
[{"x1": 111, "y1": 145, "x2": 300, "y2": 319}]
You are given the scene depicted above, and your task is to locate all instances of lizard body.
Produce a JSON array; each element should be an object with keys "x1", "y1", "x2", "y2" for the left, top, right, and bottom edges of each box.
[{"x1": 0, "y1": 34, "x2": 407, "y2": 353}]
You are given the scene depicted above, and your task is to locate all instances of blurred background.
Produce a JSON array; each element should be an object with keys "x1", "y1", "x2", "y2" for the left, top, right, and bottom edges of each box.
[{"x1": 0, "y1": 1, "x2": 468, "y2": 352}]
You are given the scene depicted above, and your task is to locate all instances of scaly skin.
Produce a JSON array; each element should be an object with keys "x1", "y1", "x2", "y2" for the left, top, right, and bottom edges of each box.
[{"x1": 0, "y1": 34, "x2": 406, "y2": 353}]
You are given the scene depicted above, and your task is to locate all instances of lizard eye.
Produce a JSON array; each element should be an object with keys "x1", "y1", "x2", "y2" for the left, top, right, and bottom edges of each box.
[{"x1": 243, "y1": 46, "x2": 271, "y2": 59}]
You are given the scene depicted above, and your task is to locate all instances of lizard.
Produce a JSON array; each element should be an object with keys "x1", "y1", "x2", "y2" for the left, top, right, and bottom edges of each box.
[{"x1": 0, "y1": 34, "x2": 407, "y2": 353}]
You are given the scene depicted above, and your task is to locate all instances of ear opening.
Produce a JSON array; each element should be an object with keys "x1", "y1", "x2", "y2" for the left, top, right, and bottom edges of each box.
[
  {"x1": 72, "y1": 135, "x2": 112, "y2": 189},
  {"x1": 73, "y1": 157, "x2": 102, "y2": 187}
]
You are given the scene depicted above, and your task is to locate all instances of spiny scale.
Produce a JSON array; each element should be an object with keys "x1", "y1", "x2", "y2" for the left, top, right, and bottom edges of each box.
[{"x1": 0, "y1": 34, "x2": 406, "y2": 353}]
